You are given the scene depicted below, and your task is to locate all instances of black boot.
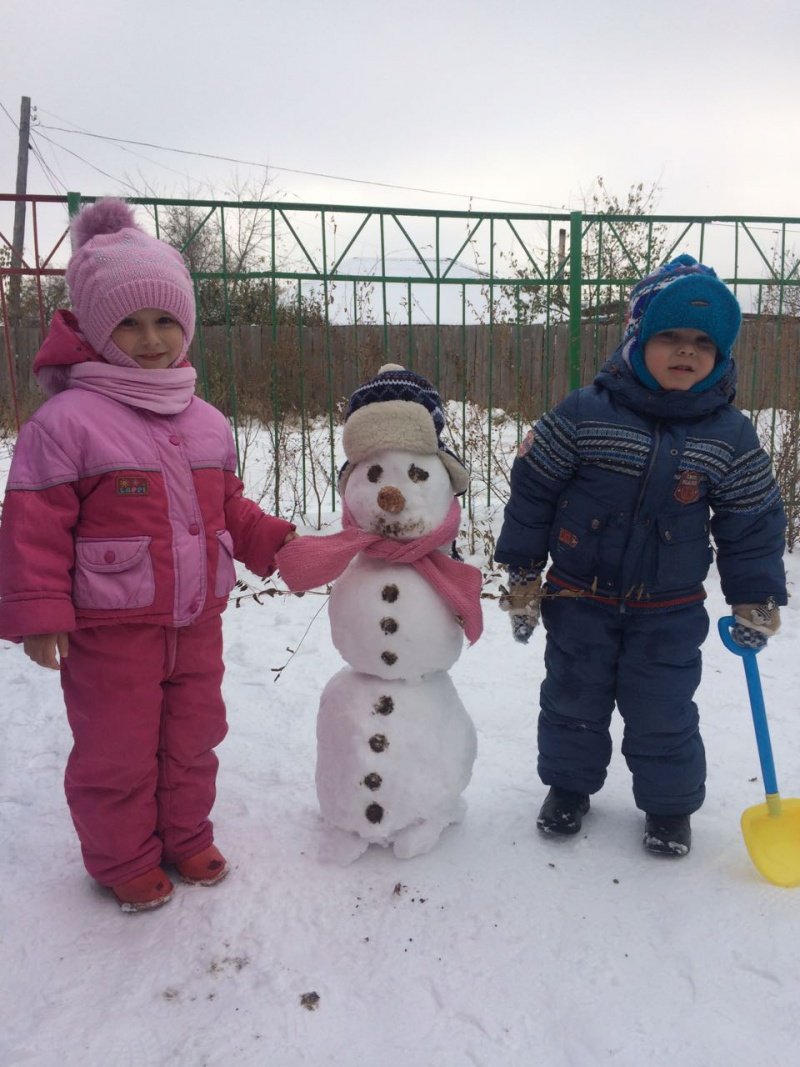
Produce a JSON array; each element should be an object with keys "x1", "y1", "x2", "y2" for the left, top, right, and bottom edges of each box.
[
  {"x1": 643, "y1": 813, "x2": 691, "y2": 857},
  {"x1": 537, "y1": 787, "x2": 591, "y2": 836}
]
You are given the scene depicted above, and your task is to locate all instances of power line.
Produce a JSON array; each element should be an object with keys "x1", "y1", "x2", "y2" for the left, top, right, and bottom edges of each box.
[
  {"x1": 36, "y1": 107, "x2": 273, "y2": 200},
  {"x1": 32, "y1": 128, "x2": 140, "y2": 194},
  {"x1": 15, "y1": 105, "x2": 800, "y2": 239},
  {"x1": 0, "y1": 100, "x2": 20, "y2": 131},
  {"x1": 36, "y1": 113, "x2": 200, "y2": 184},
  {"x1": 30, "y1": 128, "x2": 69, "y2": 189},
  {"x1": 1, "y1": 103, "x2": 65, "y2": 194},
  {"x1": 35, "y1": 118, "x2": 564, "y2": 211},
  {"x1": 29, "y1": 139, "x2": 64, "y2": 194}
]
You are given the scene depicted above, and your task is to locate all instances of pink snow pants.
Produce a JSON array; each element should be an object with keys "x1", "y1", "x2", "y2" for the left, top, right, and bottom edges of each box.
[{"x1": 60, "y1": 616, "x2": 227, "y2": 886}]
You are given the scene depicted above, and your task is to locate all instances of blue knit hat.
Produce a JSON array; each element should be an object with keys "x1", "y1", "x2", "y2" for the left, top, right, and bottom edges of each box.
[
  {"x1": 346, "y1": 364, "x2": 446, "y2": 431},
  {"x1": 623, "y1": 255, "x2": 742, "y2": 392},
  {"x1": 340, "y1": 364, "x2": 468, "y2": 495}
]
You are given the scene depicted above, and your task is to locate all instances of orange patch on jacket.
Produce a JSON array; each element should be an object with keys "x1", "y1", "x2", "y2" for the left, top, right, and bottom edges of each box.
[
  {"x1": 517, "y1": 429, "x2": 535, "y2": 457},
  {"x1": 674, "y1": 470, "x2": 701, "y2": 505},
  {"x1": 558, "y1": 528, "x2": 579, "y2": 548}
]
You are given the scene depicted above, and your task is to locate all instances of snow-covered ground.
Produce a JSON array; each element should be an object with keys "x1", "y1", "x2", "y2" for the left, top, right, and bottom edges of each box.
[{"x1": 1, "y1": 430, "x2": 799, "y2": 1067}]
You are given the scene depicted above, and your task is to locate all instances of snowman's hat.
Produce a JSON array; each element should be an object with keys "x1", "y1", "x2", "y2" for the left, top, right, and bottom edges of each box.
[{"x1": 340, "y1": 363, "x2": 469, "y2": 495}]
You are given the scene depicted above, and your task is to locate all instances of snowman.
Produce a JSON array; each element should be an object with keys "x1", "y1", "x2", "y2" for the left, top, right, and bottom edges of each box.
[{"x1": 277, "y1": 365, "x2": 483, "y2": 864}]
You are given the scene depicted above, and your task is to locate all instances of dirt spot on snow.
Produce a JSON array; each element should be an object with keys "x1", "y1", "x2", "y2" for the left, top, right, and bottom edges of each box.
[
  {"x1": 300, "y1": 991, "x2": 320, "y2": 1011},
  {"x1": 208, "y1": 955, "x2": 250, "y2": 976}
]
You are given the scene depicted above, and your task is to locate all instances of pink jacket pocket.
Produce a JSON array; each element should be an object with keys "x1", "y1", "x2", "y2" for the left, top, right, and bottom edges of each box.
[
  {"x1": 215, "y1": 529, "x2": 236, "y2": 598},
  {"x1": 73, "y1": 537, "x2": 155, "y2": 611}
]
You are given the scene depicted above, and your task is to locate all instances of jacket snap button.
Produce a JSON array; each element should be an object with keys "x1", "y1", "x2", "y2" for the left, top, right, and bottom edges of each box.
[
  {"x1": 104, "y1": 551, "x2": 115, "y2": 563},
  {"x1": 664, "y1": 531, "x2": 672, "y2": 541},
  {"x1": 590, "y1": 518, "x2": 600, "y2": 530},
  {"x1": 188, "y1": 523, "x2": 200, "y2": 536},
  {"x1": 169, "y1": 435, "x2": 181, "y2": 446}
]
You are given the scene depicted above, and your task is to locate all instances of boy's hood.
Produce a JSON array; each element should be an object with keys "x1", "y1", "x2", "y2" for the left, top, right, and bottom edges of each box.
[{"x1": 595, "y1": 341, "x2": 738, "y2": 421}]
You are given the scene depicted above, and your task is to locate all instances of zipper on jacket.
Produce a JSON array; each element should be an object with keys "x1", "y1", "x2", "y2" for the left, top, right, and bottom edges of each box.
[
  {"x1": 620, "y1": 421, "x2": 661, "y2": 613},
  {"x1": 633, "y1": 421, "x2": 661, "y2": 520}
]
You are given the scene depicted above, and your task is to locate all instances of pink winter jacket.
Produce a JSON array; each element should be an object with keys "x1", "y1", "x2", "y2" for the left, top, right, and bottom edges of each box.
[{"x1": 0, "y1": 315, "x2": 294, "y2": 640}]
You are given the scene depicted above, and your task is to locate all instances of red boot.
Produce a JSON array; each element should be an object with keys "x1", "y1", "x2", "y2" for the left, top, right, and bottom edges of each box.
[
  {"x1": 175, "y1": 844, "x2": 229, "y2": 886},
  {"x1": 112, "y1": 867, "x2": 174, "y2": 913}
]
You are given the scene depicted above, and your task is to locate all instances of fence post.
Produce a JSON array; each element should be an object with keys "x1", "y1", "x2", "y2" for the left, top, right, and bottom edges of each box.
[
  {"x1": 66, "y1": 192, "x2": 82, "y2": 218},
  {"x1": 568, "y1": 210, "x2": 583, "y2": 392}
]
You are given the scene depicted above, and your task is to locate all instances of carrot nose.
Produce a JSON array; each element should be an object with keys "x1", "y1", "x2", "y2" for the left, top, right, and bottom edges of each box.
[{"x1": 377, "y1": 486, "x2": 405, "y2": 514}]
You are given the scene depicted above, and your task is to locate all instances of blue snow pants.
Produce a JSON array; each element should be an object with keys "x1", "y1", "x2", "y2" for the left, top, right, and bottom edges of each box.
[{"x1": 538, "y1": 595, "x2": 709, "y2": 815}]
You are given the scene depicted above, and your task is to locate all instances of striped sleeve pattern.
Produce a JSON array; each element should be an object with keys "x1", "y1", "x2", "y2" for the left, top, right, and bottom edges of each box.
[
  {"x1": 710, "y1": 446, "x2": 782, "y2": 514},
  {"x1": 577, "y1": 422, "x2": 651, "y2": 476},
  {"x1": 528, "y1": 414, "x2": 656, "y2": 481},
  {"x1": 682, "y1": 436, "x2": 734, "y2": 481},
  {"x1": 523, "y1": 409, "x2": 579, "y2": 481}
]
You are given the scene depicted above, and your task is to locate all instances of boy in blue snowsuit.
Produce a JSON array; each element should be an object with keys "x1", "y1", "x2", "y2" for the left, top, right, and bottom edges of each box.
[{"x1": 495, "y1": 255, "x2": 787, "y2": 856}]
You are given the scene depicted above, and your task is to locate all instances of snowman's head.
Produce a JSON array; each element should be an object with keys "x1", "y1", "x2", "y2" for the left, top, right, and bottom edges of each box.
[
  {"x1": 339, "y1": 363, "x2": 469, "y2": 498},
  {"x1": 343, "y1": 448, "x2": 454, "y2": 539}
]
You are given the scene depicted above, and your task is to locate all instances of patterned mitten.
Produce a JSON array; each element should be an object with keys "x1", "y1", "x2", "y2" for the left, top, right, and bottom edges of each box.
[
  {"x1": 499, "y1": 566, "x2": 543, "y2": 644},
  {"x1": 731, "y1": 597, "x2": 781, "y2": 650}
]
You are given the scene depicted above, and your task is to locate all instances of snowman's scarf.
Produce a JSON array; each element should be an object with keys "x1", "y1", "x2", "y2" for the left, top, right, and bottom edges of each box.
[{"x1": 276, "y1": 497, "x2": 483, "y2": 643}]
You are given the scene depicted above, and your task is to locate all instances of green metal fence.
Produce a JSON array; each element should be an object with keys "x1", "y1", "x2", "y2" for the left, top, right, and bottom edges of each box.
[{"x1": 2, "y1": 193, "x2": 799, "y2": 541}]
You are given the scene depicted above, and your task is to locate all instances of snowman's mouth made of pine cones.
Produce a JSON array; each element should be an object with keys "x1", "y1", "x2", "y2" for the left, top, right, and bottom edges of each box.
[{"x1": 370, "y1": 514, "x2": 428, "y2": 539}]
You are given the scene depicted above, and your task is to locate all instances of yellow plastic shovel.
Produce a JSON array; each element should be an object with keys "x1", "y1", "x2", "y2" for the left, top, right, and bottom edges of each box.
[{"x1": 719, "y1": 617, "x2": 800, "y2": 887}]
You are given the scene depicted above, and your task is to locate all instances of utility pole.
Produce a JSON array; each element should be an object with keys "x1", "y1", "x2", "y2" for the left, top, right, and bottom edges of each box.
[{"x1": 8, "y1": 95, "x2": 32, "y2": 328}]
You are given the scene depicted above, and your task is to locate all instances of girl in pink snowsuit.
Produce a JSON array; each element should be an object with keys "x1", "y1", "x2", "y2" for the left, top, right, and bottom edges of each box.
[{"x1": 0, "y1": 199, "x2": 296, "y2": 911}]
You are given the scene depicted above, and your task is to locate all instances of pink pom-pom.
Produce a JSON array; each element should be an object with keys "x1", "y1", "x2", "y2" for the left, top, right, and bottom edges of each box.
[{"x1": 70, "y1": 198, "x2": 138, "y2": 250}]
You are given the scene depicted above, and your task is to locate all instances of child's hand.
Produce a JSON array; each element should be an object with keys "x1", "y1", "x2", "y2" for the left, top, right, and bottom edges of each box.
[
  {"x1": 282, "y1": 530, "x2": 299, "y2": 546},
  {"x1": 499, "y1": 571, "x2": 543, "y2": 644},
  {"x1": 23, "y1": 633, "x2": 69, "y2": 670},
  {"x1": 731, "y1": 598, "x2": 781, "y2": 650}
]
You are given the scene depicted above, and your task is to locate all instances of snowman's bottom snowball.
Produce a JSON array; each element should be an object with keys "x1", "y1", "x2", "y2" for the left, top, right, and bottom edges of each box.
[
  {"x1": 317, "y1": 801, "x2": 468, "y2": 865},
  {"x1": 315, "y1": 667, "x2": 477, "y2": 859}
]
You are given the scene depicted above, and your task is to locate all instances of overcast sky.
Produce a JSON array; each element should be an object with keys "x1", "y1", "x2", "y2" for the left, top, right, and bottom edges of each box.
[{"x1": 2, "y1": 0, "x2": 799, "y2": 220}]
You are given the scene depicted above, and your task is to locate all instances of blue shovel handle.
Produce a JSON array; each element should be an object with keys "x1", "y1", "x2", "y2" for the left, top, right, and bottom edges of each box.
[{"x1": 718, "y1": 616, "x2": 779, "y2": 798}]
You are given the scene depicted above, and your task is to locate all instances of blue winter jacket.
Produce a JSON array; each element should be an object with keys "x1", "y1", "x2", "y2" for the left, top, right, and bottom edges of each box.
[{"x1": 495, "y1": 347, "x2": 787, "y2": 611}]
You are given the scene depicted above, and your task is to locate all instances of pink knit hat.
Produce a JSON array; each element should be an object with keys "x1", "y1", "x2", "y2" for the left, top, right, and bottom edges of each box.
[{"x1": 66, "y1": 198, "x2": 196, "y2": 367}]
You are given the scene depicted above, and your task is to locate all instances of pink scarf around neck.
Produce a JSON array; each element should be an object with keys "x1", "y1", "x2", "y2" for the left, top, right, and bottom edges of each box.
[
  {"x1": 276, "y1": 497, "x2": 483, "y2": 643},
  {"x1": 67, "y1": 362, "x2": 197, "y2": 415}
]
